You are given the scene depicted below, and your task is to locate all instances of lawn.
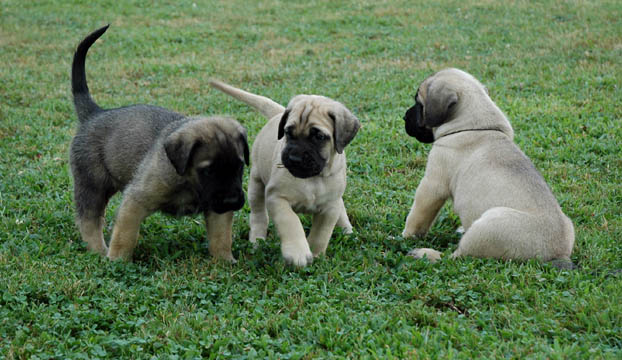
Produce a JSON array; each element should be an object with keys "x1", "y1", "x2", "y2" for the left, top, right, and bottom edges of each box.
[{"x1": 1, "y1": 0, "x2": 620, "y2": 358}]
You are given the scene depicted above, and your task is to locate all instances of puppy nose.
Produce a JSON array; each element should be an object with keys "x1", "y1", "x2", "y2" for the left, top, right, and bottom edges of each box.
[{"x1": 288, "y1": 154, "x2": 303, "y2": 163}]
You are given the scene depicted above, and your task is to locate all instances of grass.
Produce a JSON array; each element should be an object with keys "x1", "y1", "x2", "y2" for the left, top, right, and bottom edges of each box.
[{"x1": 1, "y1": 0, "x2": 621, "y2": 358}]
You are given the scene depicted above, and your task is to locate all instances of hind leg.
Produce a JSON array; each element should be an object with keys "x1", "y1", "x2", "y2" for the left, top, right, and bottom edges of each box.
[
  {"x1": 107, "y1": 195, "x2": 151, "y2": 261},
  {"x1": 74, "y1": 181, "x2": 114, "y2": 257},
  {"x1": 77, "y1": 216, "x2": 107, "y2": 256},
  {"x1": 451, "y1": 207, "x2": 547, "y2": 261},
  {"x1": 335, "y1": 198, "x2": 353, "y2": 234},
  {"x1": 248, "y1": 173, "x2": 268, "y2": 244}
]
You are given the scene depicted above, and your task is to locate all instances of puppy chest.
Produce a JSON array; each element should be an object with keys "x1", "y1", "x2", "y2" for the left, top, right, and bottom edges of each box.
[
  {"x1": 291, "y1": 195, "x2": 319, "y2": 213},
  {"x1": 267, "y1": 172, "x2": 344, "y2": 214},
  {"x1": 159, "y1": 190, "x2": 203, "y2": 216},
  {"x1": 289, "y1": 187, "x2": 340, "y2": 214}
]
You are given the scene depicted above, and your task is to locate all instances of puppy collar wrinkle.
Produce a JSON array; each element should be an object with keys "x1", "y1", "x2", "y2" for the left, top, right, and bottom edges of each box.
[{"x1": 434, "y1": 128, "x2": 506, "y2": 142}]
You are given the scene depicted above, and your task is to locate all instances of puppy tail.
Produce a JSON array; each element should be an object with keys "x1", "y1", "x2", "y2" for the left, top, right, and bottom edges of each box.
[
  {"x1": 72, "y1": 25, "x2": 109, "y2": 123},
  {"x1": 208, "y1": 79, "x2": 285, "y2": 119}
]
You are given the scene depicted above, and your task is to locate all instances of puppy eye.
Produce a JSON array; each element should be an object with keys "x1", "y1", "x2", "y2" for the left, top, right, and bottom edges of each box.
[
  {"x1": 314, "y1": 132, "x2": 327, "y2": 141},
  {"x1": 309, "y1": 127, "x2": 327, "y2": 141},
  {"x1": 285, "y1": 127, "x2": 295, "y2": 139},
  {"x1": 201, "y1": 166, "x2": 212, "y2": 176}
]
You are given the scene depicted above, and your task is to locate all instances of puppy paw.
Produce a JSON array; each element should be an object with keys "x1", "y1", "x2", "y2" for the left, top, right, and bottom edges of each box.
[
  {"x1": 106, "y1": 252, "x2": 132, "y2": 262},
  {"x1": 313, "y1": 251, "x2": 326, "y2": 259},
  {"x1": 340, "y1": 225, "x2": 353, "y2": 235},
  {"x1": 402, "y1": 228, "x2": 422, "y2": 238},
  {"x1": 211, "y1": 251, "x2": 237, "y2": 263},
  {"x1": 249, "y1": 230, "x2": 267, "y2": 243},
  {"x1": 249, "y1": 235, "x2": 265, "y2": 249},
  {"x1": 282, "y1": 248, "x2": 314, "y2": 267},
  {"x1": 87, "y1": 244, "x2": 108, "y2": 257},
  {"x1": 407, "y1": 248, "x2": 442, "y2": 263},
  {"x1": 402, "y1": 228, "x2": 428, "y2": 238}
]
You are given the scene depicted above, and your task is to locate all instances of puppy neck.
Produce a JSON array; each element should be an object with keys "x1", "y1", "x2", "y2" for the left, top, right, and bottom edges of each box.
[
  {"x1": 434, "y1": 128, "x2": 508, "y2": 142},
  {"x1": 320, "y1": 152, "x2": 346, "y2": 177},
  {"x1": 434, "y1": 92, "x2": 514, "y2": 140}
]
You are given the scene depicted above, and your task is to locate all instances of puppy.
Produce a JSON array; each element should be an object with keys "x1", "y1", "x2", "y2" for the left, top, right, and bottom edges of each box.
[
  {"x1": 402, "y1": 68, "x2": 575, "y2": 267},
  {"x1": 209, "y1": 80, "x2": 360, "y2": 267},
  {"x1": 70, "y1": 25, "x2": 249, "y2": 261}
]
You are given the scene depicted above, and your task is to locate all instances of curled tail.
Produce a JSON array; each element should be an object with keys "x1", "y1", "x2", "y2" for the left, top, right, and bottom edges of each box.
[
  {"x1": 208, "y1": 79, "x2": 285, "y2": 119},
  {"x1": 72, "y1": 25, "x2": 109, "y2": 122}
]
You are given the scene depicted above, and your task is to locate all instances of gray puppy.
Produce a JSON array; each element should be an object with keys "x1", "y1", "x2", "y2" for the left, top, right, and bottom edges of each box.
[
  {"x1": 402, "y1": 68, "x2": 575, "y2": 268},
  {"x1": 70, "y1": 25, "x2": 249, "y2": 261}
]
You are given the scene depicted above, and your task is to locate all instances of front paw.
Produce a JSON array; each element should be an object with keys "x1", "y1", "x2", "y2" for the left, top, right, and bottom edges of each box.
[
  {"x1": 402, "y1": 228, "x2": 425, "y2": 238},
  {"x1": 87, "y1": 244, "x2": 109, "y2": 257},
  {"x1": 106, "y1": 250, "x2": 132, "y2": 262},
  {"x1": 309, "y1": 238, "x2": 330, "y2": 257},
  {"x1": 282, "y1": 244, "x2": 313, "y2": 267},
  {"x1": 340, "y1": 225, "x2": 353, "y2": 235},
  {"x1": 210, "y1": 250, "x2": 237, "y2": 263},
  {"x1": 249, "y1": 230, "x2": 267, "y2": 245},
  {"x1": 407, "y1": 248, "x2": 442, "y2": 263},
  {"x1": 402, "y1": 224, "x2": 429, "y2": 238}
]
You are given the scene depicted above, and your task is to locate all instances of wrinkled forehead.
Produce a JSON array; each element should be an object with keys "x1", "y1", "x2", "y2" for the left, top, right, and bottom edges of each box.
[
  {"x1": 194, "y1": 140, "x2": 244, "y2": 169},
  {"x1": 199, "y1": 125, "x2": 245, "y2": 163},
  {"x1": 419, "y1": 71, "x2": 452, "y2": 98},
  {"x1": 419, "y1": 68, "x2": 482, "y2": 98},
  {"x1": 286, "y1": 95, "x2": 335, "y2": 134},
  {"x1": 416, "y1": 80, "x2": 428, "y2": 101}
]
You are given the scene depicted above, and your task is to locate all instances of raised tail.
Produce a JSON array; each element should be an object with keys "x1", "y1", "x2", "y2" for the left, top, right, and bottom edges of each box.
[
  {"x1": 72, "y1": 25, "x2": 109, "y2": 122},
  {"x1": 208, "y1": 79, "x2": 285, "y2": 119}
]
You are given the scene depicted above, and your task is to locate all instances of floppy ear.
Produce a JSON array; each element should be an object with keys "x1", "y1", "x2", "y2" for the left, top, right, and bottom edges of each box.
[
  {"x1": 329, "y1": 107, "x2": 361, "y2": 154},
  {"x1": 277, "y1": 109, "x2": 290, "y2": 140},
  {"x1": 423, "y1": 82, "x2": 458, "y2": 127},
  {"x1": 164, "y1": 131, "x2": 199, "y2": 175}
]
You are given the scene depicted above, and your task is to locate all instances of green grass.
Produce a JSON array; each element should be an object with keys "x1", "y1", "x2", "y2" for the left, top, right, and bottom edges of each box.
[{"x1": 1, "y1": 0, "x2": 621, "y2": 358}]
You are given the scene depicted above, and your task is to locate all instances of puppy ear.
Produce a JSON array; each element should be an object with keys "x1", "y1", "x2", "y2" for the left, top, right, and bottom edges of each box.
[
  {"x1": 230, "y1": 121, "x2": 250, "y2": 165},
  {"x1": 277, "y1": 109, "x2": 290, "y2": 140},
  {"x1": 424, "y1": 83, "x2": 458, "y2": 127},
  {"x1": 164, "y1": 131, "x2": 199, "y2": 175},
  {"x1": 240, "y1": 130, "x2": 250, "y2": 165},
  {"x1": 329, "y1": 107, "x2": 361, "y2": 154}
]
